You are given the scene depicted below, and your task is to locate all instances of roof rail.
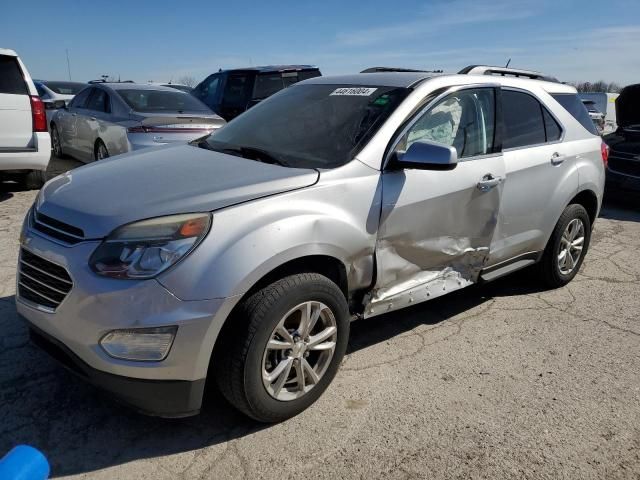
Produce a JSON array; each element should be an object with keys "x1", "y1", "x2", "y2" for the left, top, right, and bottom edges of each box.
[
  {"x1": 459, "y1": 65, "x2": 559, "y2": 83},
  {"x1": 88, "y1": 79, "x2": 135, "y2": 84},
  {"x1": 88, "y1": 79, "x2": 106, "y2": 84},
  {"x1": 361, "y1": 67, "x2": 443, "y2": 74}
]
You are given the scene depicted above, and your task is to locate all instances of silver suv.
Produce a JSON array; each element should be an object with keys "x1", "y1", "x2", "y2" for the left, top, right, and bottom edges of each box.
[{"x1": 18, "y1": 66, "x2": 605, "y2": 422}]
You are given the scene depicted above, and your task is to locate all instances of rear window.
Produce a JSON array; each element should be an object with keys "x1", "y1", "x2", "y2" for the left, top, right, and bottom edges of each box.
[
  {"x1": 44, "y1": 81, "x2": 85, "y2": 95},
  {"x1": 117, "y1": 89, "x2": 210, "y2": 113},
  {"x1": 0, "y1": 55, "x2": 28, "y2": 95},
  {"x1": 552, "y1": 93, "x2": 599, "y2": 135}
]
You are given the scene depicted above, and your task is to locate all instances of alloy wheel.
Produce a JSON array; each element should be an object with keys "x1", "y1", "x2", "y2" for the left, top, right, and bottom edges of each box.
[
  {"x1": 558, "y1": 218, "x2": 585, "y2": 275},
  {"x1": 262, "y1": 301, "x2": 337, "y2": 401}
]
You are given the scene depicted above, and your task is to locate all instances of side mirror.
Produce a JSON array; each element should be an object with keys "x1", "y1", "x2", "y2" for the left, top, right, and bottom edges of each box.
[{"x1": 392, "y1": 140, "x2": 458, "y2": 170}]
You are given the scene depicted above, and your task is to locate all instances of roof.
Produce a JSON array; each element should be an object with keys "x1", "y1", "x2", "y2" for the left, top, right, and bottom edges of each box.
[
  {"x1": 0, "y1": 48, "x2": 18, "y2": 57},
  {"x1": 221, "y1": 65, "x2": 319, "y2": 73},
  {"x1": 303, "y1": 72, "x2": 434, "y2": 88}
]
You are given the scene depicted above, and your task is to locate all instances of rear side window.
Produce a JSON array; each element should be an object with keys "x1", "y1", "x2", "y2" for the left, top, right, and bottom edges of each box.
[
  {"x1": 551, "y1": 93, "x2": 598, "y2": 135},
  {"x1": 222, "y1": 74, "x2": 252, "y2": 107},
  {"x1": 502, "y1": 90, "x2": 546, "y2": 149},
  {"x1": 543, "y1": 108, "x2": 562, "y2": 142},
  {"x1": 0, "y1": 55, "x2": 28, "y2": 95},
  {"x1": 86, "y1": 89, "x2": 110, "y2": 113},
  {"x1": 254, "y1": 73, "x2": 284, "y2": 99},
  {"x1": 70, "y1": 87, "x2": 92, "y2": 108}
]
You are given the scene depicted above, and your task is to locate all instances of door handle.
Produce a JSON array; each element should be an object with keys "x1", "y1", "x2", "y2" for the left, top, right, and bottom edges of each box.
[
  {"x1": 71, "y1": 113, "x2": 76, "y2": 117},
  {"x1": 551, "y1": 152, "x2": 566, "y2": 165},
  {"x1": 477, "y1": 174, "x2": 503, "y2": 192},
  {"x1": 89, "y1": 117, "x2": 97, "y2": 121}
]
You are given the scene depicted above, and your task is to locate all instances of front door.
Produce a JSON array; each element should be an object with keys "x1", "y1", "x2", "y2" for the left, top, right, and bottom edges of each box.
[{"x1": 367, "y1": 87, "x2": 504, "y2": 317}]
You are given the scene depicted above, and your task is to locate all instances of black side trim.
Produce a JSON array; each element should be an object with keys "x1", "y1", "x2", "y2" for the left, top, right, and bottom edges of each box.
[
  {"x1": 0, "y1": 147, "x2": 37, "y2": 153},
  {"x1": 26, "y1": 321, "x2": 205, "y2": 418}
]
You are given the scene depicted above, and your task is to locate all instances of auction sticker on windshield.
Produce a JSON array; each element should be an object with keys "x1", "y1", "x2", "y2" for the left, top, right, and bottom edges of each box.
[{"x1": 330, "y1": 87, "x2": 377, "y2": 96}]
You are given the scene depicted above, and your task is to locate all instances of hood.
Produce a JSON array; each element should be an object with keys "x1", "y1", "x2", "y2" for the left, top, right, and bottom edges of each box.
[
  {"x1": 616, "y1": 83, "x2": 640, "y2": 128},
  {"x1": 38, "y1": 143, "x2": 318, "y2": 238}
]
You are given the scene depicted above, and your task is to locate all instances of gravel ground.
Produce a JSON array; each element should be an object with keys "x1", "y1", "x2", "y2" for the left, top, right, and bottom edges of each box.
[{"x1": 1, "y1": 162, "x2": 639, "y2": 479}]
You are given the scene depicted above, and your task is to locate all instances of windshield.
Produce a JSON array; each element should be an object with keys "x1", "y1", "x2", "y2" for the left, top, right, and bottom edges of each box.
[
  {"x1": 203, "y1": 84, "x2": 409, "y2": 169},
  {"x1": 44, "y1": 81, "x2": 85, "y2": 95},
  {"x1": 117, "y1": 89, "x2": 211, "y2": 113}
]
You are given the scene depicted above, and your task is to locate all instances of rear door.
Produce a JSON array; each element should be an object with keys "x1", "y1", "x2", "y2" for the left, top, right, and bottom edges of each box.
[
  {"x1": 59, "y1": 87, "x2": 92, "y2": 160},
  {"x1": 0, "y1": 54, "x2": 32, "y2": 149},
  {"x1": 486, "y1": 88, "x2": 577, "y2": 266},
  {"x1": 77, "y1": 87, "x2": 111, "y2": 160},
  {"x1": 370, "y1": 86, "x2": 504, "y2": 315}
]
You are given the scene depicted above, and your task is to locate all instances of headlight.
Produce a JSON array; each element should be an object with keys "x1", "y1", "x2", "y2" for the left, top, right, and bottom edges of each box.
[
  {"x1": 100, "y1": 326, "x2": 177, "y2": 361},
  {"x1": 89, "y1": 213, "x2": 211, "y2": 279}
]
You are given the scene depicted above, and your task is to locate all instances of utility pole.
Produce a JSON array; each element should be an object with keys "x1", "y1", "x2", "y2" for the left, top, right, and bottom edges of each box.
[{"x1": 66, "y1": 49, "x2": 72, "y2": 80}]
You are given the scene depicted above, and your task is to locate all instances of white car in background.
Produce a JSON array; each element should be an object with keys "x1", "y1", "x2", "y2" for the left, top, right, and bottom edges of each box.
[
  {"x1": 33, "y1": 80, "x2": 86, "y2": 126},
  {"x1": 0, "y1": 48, "x2": 50, "y2": 188}
]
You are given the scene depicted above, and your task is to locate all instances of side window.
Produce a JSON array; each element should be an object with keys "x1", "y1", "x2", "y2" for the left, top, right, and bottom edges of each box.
[
  {"x1": 70, "y1": 88, "x2": 92, "y2": 109},
  {"x1": 543, "y1": 108, "x2": 562, "y2": 142},
  {"x1": 222, "y1": 74, "x2": 251, "y2": 107},
  {"x1": 0, "y1": 55, "x2": 28, "y2": 95},
  {"x1": 194, "y1": 74, "x2": 220, "y2": 106},
  {"x1": 86, "y1": 88, "x2": 110, "y2": 113},
  {"x1": 397, "y1": 88, "x2": 495, "y2": 159},
  {"x1": 502, "y1": 90, "x2": 546, "y2": 149},
  {"x1": 551, "y1": 93, "x2": 599, "y2": 135}
]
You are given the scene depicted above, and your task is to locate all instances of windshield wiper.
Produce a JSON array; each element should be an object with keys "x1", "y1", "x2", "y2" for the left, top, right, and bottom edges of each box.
[{"x1": 197, "y1": 141, "x2": 288, "y2": 167}]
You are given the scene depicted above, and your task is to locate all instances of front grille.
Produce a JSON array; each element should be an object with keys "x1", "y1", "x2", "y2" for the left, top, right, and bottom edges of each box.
[
  {"x1": 609, "y1": 156, "x2": 640, "y2": 178},
  {"x1": 18, "y1": 249, "x2": 73, "y2": 310},
  {"x1": 32, "y1": 210, "x2": 85, "y2": 245}
]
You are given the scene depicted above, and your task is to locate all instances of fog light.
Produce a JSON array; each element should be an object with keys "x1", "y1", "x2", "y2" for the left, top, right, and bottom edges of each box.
[{"x1": 99, "y1": 326, "x2": 177, "y2": 361}]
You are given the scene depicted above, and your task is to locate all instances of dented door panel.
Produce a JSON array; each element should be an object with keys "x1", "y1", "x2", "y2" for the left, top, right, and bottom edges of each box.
[{"x1": 366, "y1": 157, "x2": 504, "y2": 317}]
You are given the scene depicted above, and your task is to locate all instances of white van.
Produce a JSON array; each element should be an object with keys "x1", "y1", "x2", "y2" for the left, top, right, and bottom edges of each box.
[{"x1": 0, "y1": 48, "x2": 51, "y2": 188}]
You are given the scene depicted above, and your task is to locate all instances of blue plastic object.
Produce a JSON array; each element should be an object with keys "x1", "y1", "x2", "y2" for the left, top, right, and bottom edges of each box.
[{"x1": 0, "y1": 445, "x2": 50, "y2": 480}]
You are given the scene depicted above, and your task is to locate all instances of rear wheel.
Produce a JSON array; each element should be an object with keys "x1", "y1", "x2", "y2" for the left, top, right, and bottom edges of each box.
[
  {"x1": 537, "y1": 204, "x2": 591, "y2": 288},
  {"x1": 94, "y1": 140, "x2": 109, "y2": 160},
  {"x1": 51, "y1": 124, "x2": 65, "y2": 158},
  {"x1": 214, "y1": 273, "x2": 350, "y2": 422}
]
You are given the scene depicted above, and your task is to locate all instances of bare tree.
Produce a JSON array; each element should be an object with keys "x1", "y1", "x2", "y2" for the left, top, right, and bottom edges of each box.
[
  {"x1": 177, "y1": 75, "x2": 197, "y2": 87},
  {"x1": 570, "y1": 80, "x2": 622, "y2": 93}
]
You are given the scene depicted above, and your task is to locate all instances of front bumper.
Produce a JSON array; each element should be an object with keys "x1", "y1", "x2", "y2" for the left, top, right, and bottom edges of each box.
[
  {"x1": 27, "y1": 322, "x2": 205, "y2": 417},
  {"x1": 17, "y1": 227, "x2": 241, "y2": 415}
]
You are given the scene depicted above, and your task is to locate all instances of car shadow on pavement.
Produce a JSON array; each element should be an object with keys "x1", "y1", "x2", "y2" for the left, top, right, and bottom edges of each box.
[
  {"x1": 599, "y1": 196, "x2": 640, "y2": 222},
  {"x1": 0, "y1": 268, "x2": 547, "y2": 478}
]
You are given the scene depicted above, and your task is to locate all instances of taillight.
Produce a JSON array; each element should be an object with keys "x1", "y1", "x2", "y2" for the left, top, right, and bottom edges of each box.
[
  {"x1": 601, "y1": 141, "x2": 609, "y2": 168},
  {"x1": 30, "y1": 96, "x2": 47, "y2": 132}
]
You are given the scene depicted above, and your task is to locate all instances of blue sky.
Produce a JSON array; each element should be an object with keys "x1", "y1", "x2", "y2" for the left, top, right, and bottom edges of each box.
[{"x1": 3, "y1": 0, "x2": 639, "y2": 85}]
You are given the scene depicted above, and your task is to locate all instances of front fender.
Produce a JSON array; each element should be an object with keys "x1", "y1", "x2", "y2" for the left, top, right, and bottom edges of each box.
[{"x1": 158, "y1": 163, "x2": 381, "y2": 301}]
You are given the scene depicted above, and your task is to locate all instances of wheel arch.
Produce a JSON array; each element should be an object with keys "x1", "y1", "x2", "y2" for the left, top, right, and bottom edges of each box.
[{"x1": 568, "y1": 188, "x2": 599, "y2": 227}]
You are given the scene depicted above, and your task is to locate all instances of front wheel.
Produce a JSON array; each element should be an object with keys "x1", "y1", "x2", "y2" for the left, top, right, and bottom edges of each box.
[
  {"x1": 537, "y1": 204, "x2": 591, "y2": 288},
  {"x1": 215, "y1": 273, "x2": 350, "y2": 422}
]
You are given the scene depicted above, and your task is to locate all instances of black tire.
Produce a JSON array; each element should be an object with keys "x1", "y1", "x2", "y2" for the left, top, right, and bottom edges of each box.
[
  {"x1": 94, "y1": 140, "x2": 109, "y2": 161},
  {"x1": 51, "y1": 124, "x2": 65, "y2": 158},
  {"x1": 537, "y1": 204, "x2": 591, "y2": 288},
  {"x1": 21, "y1": 170, "x2": 46, "y2": 190},
  {"x1": 214, "y1": 273, "x2": 350, "y2": 422}
]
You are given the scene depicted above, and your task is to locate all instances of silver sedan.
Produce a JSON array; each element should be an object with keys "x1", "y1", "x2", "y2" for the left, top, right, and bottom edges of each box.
[{"x1": 50, "y1": 83, "x2": 225, "y2": 162}]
